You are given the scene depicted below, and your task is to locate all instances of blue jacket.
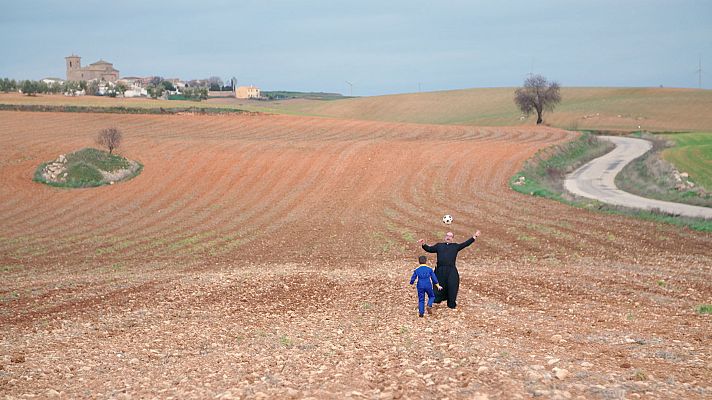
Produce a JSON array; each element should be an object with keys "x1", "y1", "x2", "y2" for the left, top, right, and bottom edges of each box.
[{"x1": 410, "y1": 265, "x2": 439, "y2": 289}]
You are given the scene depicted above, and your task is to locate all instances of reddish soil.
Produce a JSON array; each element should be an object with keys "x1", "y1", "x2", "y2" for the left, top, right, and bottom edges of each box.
[{"x1": 0, "y1": 111, "x2": 710, "y2": 399}]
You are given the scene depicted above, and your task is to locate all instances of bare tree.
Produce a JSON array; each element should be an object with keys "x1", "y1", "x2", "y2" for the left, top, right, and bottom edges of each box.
[
  {"x1": 514, "y1": 74, "x2": 561, "y2": 125},
  {"x1": 208, "y1": 76, "x2": 223, "y2": 91},
  {"x1": 96, "y1": 127, "x2": 122, "y2": 154}
]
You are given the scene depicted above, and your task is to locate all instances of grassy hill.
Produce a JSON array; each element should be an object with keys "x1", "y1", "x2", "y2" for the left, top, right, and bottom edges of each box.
[{"x1": 235, "y1": 87, "x2": 712, "y2": 132}]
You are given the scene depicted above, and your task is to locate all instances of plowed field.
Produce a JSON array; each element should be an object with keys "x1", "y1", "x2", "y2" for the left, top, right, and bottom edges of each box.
[{"x1": 1, "y1": 111, "x2": 710, "y2": 399}]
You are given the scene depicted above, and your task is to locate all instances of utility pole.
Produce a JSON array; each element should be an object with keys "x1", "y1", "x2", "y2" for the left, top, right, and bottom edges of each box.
[{"x1": 697, "y1": 55, "x2": 703, "y2": 89}]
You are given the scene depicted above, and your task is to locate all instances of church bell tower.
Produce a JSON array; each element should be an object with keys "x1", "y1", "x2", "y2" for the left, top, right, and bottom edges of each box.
[{"x1": 65, "y1": 55, "x2": 81, "y2": 81}]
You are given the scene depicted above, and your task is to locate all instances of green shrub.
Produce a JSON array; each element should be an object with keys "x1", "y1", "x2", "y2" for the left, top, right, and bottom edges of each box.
[
  {"x1": 68, "y1": 148, "x2": 130, "y2": 172},
  {"x1": 697, "y1": 304, "x2": 712, "y2": 314}
]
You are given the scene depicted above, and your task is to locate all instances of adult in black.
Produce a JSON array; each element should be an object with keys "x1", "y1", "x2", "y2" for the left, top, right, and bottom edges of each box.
[{"x1": 417, "y1": 230, "x2": 481, "y2": 309}]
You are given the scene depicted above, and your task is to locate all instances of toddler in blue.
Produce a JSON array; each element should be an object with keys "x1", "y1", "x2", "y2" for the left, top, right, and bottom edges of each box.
[{"x1": 410, "y1": 255, "x2": 443, "y2": 317}]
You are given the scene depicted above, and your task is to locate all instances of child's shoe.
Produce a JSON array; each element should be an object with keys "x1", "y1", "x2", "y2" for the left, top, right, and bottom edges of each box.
[
  {"x1": 426, "y1": 306, "x2": 432, "y2": 315},
  {"x1": 419, "y1": 313, "x2": 424, "y2": 318}
]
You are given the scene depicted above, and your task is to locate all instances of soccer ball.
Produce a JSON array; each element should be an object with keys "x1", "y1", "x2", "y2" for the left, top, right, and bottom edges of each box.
[{"x1": 442, "y1": 214, "x2": 453, "y2": 224}]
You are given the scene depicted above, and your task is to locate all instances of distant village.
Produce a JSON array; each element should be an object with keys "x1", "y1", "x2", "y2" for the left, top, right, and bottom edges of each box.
[{"x1": 20, "y1": 55, "x2": 262, "y2": 100}]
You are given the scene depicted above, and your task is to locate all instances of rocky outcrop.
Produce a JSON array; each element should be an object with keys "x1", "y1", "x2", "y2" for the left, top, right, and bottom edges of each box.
[
  {"x1": 41, "y1": 154, "x2": 69, "y2": 183},
  {"x1": 100, "y1": 161, "x2": 141, "y2": 185}
]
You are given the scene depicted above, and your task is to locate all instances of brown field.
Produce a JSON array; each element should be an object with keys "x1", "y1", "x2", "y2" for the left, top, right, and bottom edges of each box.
[{"x1": 1, "y1": 110, "x2": 711, "y2": 399}]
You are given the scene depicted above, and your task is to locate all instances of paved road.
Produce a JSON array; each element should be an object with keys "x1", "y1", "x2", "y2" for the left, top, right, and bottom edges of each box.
[{"x1": 564, "y1": 136, "x2": 712, "y2": 219}]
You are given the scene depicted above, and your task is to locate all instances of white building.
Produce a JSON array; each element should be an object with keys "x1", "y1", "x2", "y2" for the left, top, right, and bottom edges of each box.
[
  {"x1": 235, "y1": 85, "x2": 261, "y2": 99},
  {"x1": 117, "y1": 77, "x2": 148, "y2": 97}
]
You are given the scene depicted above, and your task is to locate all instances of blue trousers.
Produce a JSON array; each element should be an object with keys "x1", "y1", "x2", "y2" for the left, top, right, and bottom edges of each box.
[{"x1": 417, "y1": 286, "x2": 435, "y2": 315}]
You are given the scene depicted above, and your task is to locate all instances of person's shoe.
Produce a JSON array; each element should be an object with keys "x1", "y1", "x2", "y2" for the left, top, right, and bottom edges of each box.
[
  {"x1": 426, "y1": 306, "x2": 432, "y2": 315},
  {"x1": 419, "y1": 314, "x2": 424, "y2": 318}
]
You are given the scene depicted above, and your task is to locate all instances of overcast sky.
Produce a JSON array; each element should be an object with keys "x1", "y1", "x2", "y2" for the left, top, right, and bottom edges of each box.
[{"x1": 1, "y1": 0, "x2": 710, "y2": 95}]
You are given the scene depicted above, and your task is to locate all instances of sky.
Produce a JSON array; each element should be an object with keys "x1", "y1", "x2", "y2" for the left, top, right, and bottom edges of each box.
[{"x1": 1, "y1": 0, "x2": 711, "y2": 96}]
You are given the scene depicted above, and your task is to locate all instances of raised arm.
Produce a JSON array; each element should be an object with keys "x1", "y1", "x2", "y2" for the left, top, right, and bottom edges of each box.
[
  {"x1": 418, "y1": 239, "x2": 437, "y2": 253},
  {"x1": 457, "y1": 230, "x2": 481, "y2": 250},
  {"x1": 457, "y1": 236, "x2": 475, "y2": 250}
]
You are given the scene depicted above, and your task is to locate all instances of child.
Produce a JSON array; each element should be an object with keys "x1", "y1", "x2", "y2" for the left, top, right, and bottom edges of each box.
[{"x1": 410, "y1": 255, "x2": 443, "y2": 317}]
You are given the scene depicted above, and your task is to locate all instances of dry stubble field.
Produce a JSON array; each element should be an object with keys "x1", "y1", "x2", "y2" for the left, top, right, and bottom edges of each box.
[{"x1": 1, "y1": 110, "x2": 710, "y2": 399}]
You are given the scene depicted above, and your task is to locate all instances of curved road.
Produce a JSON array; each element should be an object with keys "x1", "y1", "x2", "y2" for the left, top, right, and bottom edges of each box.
[{"x1": 564, "y1": 136, "x2": 712, "y2": 219}]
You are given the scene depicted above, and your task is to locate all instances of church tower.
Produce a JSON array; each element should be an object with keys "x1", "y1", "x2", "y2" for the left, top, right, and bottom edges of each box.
[{"x1": 65, "y1": 55, "x2": 81, "y2": 81}]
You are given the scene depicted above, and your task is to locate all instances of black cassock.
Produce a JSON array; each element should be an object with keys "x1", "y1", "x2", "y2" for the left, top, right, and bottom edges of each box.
[{"x1": 421, "y1": 237, "x2": 475, "y2": 309}]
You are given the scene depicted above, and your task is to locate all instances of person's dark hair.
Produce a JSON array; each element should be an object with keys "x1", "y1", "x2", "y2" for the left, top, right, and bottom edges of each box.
[{"x1": 418, "y1": 255, "x2": 427, "y2": 264}]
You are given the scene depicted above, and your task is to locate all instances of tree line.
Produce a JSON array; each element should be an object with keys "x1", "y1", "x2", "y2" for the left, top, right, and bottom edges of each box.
[
  {"x1": 0, "y1": 78, "x2": 129, "y2": 97},
  {"x1": 0, "y1": 77, "x2": 209, "y2": 100}
]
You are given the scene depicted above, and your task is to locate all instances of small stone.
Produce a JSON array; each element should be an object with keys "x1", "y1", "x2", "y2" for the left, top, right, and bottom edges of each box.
[
  {"x1": 553, "y1": 367, "x2": 570, "y2": 380},
  {"x1": 477, "y1": 366, "x2": 489, "y2": 374},
  {"x1": 527, "y1": 370, "x2": 542, "y2": 380},
  {"x1": 547, "y1": 358, "x2": 560, "y2": 365},
  {"x1": 378, "y1": 391, "x2": 394, "y2": 400},
  {"x1": 550, "y1": 334, "x2": 563, "y2": 342},
  {"x1": 436, "y1": 384, "x2": 451, "y2": 392},
  {"x1": 580, "y1": 361, "x2": 593, "y2": 368}
]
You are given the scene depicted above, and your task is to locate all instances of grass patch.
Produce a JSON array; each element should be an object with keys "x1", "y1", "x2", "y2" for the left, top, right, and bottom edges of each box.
[
  {"x1": 661, "y1": 132, "x2": 712, "y2": 190},
  {"x1": 511, "y1": 133, "x2": 712, "y2": 232},
  {"x1": 1, "y1": 291, "x2": 21, "y2": 303},
  {"x1": 384, "y1": 220, "x2": 416, "y2": 250},
  {"x1": 697, "y1": 304, "x2": 712, "y2": 314},
  {"x1": 517, "y1": 234, "x2": 536, "y2": 242},
  {"x1": 34, "y1": 148, "x2": 142, "y2": 188},
  {"x1": 69, "y1": 148, "x2": 130, "y2": 171},
  {"x1": 369, "y1": 231, "x2": 397, "y2": 253},
  {"x1": 0, "y1": 264, "x2": 23, "y2": 273},
  {"x1": 631, "y1": 369, "x2": 648, "y2": 381},
  {"x1": 616, "y1": 133, "x2": 712, "y2": 207},
  {"x1": 279, "y1": 335, "x2": 293, "y2": 347}
]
